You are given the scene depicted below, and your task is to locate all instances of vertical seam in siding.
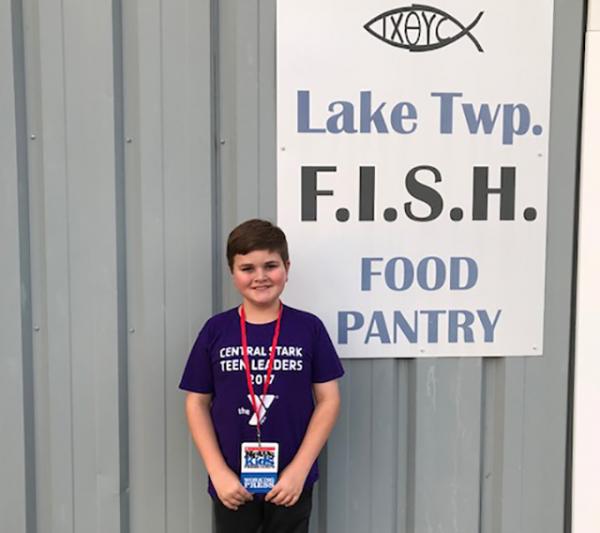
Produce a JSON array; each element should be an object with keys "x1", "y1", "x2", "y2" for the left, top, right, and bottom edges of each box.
[
  {"x1": 254, "y1": 0, "x2": 265, "y2": 217},
  {"x1": 211, "y1": 0, "x2": 222, "y2": 314},
  {"x1": 11, "y1": 0, "x2": 37, "y2": 530},
  {"x1": 405, "y1": 363, "x2": 416, "y2": 533},
  {"x1": 369, "y1": 362, "x2": 374, "y2": 532},
  {"x1": 159, "y1": 0, "x2": 168, "y2": 529},
  {"x1": 51, "y1": 0, "x2": 78, "y2": 527},
  {"x1": 111, "y1": 0, "x2": 130, "y2": 530},
  {"x1": 477, "y1": 360, "x2": 487, "y2": 533},
  {"x1": 392, "y1": 362, "x2": 399, "y2": 533},
  {"x1": 59, "y1": 0, "x2": 77, "y2": 527},
  {"x1": 344, "y1": 370, "x2": 350, "y2": 533},
  {"x1": 519, "y1": 366, "x2": 526, "y2": 532},
  {"x1": 564, "y1": 3, "x2": 589, "y2": 532}
]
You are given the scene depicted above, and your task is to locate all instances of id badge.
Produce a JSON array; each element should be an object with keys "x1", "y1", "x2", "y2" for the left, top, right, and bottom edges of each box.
[{"x1": 240, "y1": 442, "x2": 279, "y2": 493}]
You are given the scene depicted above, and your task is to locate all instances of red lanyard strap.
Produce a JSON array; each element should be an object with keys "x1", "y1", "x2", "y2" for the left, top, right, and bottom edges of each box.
[{"x1": 240, "y1": 302, "x2": 283, "y2": 441}]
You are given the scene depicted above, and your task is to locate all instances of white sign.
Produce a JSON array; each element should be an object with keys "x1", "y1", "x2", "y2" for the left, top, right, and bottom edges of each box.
[{"x1": 277, "y1": 0, "x2": 554, "y2": 357}]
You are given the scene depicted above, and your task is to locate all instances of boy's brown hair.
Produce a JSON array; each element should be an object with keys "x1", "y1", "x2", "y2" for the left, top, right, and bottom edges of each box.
[{"x1": 226, "y1": 219, "x2": 289, "y2": 271}]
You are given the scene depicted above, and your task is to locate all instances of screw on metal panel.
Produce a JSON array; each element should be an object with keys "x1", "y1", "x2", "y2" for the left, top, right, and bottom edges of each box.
[
  {"x1": 126, "y1": 138, "x2": 133, "y2": 144},
  {"x1": 219, "y1": 139, "x2": 226, "y2": 145},
  {"x1": 419, "y1": 348, "x2": 425, "y2": 353},
  {"x1": 532, "y1": 346, "x2": 537, "y2": 351},
  {"x1": 33, "y1": 325, "x2": 40, "y2": 331},
  {"x1": 30, "y1": 134, "x2": 36, "y2": 140},
  {"x1": 129, "y1": 328, "x2": 135, "y2": 333},
  {"x1": 280, "y1": 146, "x2": 286, "y2": 151}
]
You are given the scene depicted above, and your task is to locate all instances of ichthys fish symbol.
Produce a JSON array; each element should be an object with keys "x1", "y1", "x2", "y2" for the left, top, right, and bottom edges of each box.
[{"x1": 364, "y1": 4, "x2": 484, "y2": 52}]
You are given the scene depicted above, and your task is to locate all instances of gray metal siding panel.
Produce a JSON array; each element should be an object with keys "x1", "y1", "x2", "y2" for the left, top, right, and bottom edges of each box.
[
  {"x1": 499, "y1": 359, "x2": 528, "y2": 533},
  {"x1": 125, "y1": 0, "x2": 169, "y2": 528},
  {"x1": 123, "y1": 1, "x2": 214, "y2": 532},
  {"x1": 35, "y1": 0, "x2": 75, "y2": 529},
  {"x1": 412, "y1": 360, "x2": 483, "y2": 533},
  {"x1": 23, "y1": 0, "x2": 123, "y2": 530},
  {"x1": 161, "y1": 1, "x2": 214, "y2": 532},
  {"x1": 219, "y1": 0, "x2": 261, "y2": 310},
  {"x1": 61, "y1": 0, "x2": 121, "y2": 529}
]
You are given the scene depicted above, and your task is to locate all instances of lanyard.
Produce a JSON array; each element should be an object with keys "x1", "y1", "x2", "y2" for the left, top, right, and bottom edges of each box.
[{"x1": 240, "y1": 302, "x2": 283, "y2": 444}]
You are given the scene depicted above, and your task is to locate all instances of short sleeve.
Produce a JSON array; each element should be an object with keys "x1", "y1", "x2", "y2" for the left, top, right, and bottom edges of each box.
[
  {"x1": 179, "y1": 322, "x2": 214, "y2": 393},
  {"x1": 311, "y1": 318, "x2": 345, "y2": 383}
]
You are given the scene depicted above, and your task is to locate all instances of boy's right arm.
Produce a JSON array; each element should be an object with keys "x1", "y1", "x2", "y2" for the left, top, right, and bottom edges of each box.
[{"x1": 185, "y1": 392, "x2": 253, "y2": 510}]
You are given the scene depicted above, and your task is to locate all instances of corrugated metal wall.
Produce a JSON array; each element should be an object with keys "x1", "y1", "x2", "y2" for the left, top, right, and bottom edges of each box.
[{"x1": 0, "y1": 1, "x2": 585, "y2": 532}]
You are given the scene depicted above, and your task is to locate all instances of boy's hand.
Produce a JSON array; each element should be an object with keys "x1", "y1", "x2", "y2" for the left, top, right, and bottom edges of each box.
[
  {"x1": 211, "y1": 467, "x2": 253, "y2": 510},
  {"x1": 265, "y1": 464, "x2": 308, "y2": 507}
]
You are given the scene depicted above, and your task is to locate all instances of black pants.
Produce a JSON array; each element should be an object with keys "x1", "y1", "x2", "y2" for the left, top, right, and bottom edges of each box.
[{"x1": 213, "y1": 489, "x2": 313, "y2": 533}]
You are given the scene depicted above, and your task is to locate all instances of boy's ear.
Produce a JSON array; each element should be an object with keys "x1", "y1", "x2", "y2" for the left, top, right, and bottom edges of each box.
[{"x1": 285, "y1": 260, "x2": 291, "y2": 279}]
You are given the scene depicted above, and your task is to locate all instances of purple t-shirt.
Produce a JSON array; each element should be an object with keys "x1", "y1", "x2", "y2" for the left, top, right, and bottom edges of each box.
[{"x1": 179, "y1": 304, "x2": 344, "y2": 498}]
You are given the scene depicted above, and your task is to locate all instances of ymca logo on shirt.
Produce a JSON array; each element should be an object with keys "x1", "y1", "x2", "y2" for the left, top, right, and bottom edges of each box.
[{"x1": 237, "y1": 394, "x2": 277, "y2": 425}]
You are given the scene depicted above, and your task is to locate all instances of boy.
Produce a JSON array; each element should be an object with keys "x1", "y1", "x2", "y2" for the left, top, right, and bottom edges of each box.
[{"x1": 180, "y1": 219, "x2": 344, "y2": 533}]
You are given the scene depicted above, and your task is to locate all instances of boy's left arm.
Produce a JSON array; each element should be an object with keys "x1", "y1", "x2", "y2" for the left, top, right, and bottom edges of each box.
[{"x1": 265, "y1": 380, "x2": 341, "y2": 506}]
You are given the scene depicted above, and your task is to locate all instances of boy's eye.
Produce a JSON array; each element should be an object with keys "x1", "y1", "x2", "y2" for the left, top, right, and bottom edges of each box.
[{"x1": 239, "y1": 262, "x2": 279, "y2": 272}]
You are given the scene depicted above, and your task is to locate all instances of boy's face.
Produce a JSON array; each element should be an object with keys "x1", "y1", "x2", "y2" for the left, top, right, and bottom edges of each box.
[{"x1": 231, "y1": 249, "x2": 290, "y2": 309}]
